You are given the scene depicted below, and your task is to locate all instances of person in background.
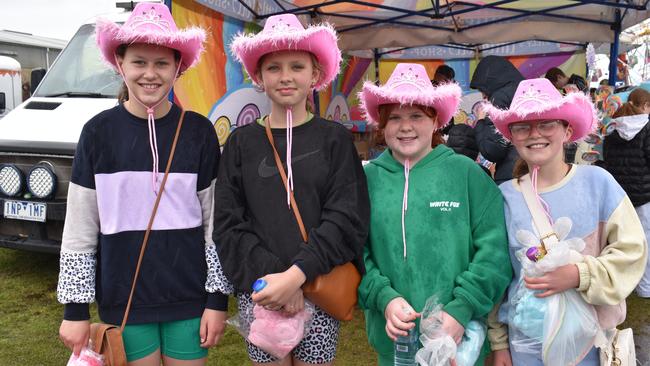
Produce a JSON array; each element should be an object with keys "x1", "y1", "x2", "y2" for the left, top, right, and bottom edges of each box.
[
  {"x1": 566, "y1": 74, "x2": 588, "y2": 94},
  {"x1": 435, "y1": 65, "x2": 490, "y2": 175},
  {"x1": 470, "y1": 55, "x2": 524, "y2": 184},
  {"x1": 544, "y1": 67, "x2": 569, "y2": 90},
  {"x1": 432, "y1": 64, "x2": 455, "y2": 86},
  {"x1": 603, "y1": 87, "x2": 650, "y2": 299}
]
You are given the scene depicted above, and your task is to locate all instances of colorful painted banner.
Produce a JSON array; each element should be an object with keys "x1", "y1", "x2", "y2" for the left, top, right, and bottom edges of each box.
[{"x1": 173, "y1": 0, "x2": 266, "y2": 145}]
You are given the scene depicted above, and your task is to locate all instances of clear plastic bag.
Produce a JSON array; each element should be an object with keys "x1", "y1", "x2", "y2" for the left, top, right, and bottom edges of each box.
[
  {"x1": 508, "y1": 253, "x2": 547, "y2": 354},
  {"x1": 508, "y1": 219, "x2": 601, "y2": 365},
  {"x1": 227, "y1": 301, "x2": 315, "y2": 360},
  {"x1": 66, "y1": 347, "x2": 103, "y2": 366},
  {"x1": 543, "y1": 288, "x2": 599, "y2": 365},
  {"x1": 455, "y1": 321, "x2": 487, "y2": 366},
  {"x1": 415, "y1": 295, "x2": 486, "y2": 366}
]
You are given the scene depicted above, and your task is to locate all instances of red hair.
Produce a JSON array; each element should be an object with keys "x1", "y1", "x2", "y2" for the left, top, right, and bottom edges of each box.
[{"x1": 374, "y1": 104, "x2": 444, "y2": 148}]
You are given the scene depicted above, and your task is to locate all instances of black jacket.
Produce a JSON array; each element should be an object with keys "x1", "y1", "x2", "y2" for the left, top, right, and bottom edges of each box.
[
  {"x1": 470, "y1": 56, "x2": 524, "y2": 184},
  {"x1": 603, "y1": 115, "x2": 650, "y2": 207},
  {"x1": 443, "y1": 124, "x2": 491, "y2": 176},
  {"x1": 445, "y1": 123, "x2": 479, "y2": 160},
  {"x1": 213, "y1": 117, "x2": 370, "y2": 292}
]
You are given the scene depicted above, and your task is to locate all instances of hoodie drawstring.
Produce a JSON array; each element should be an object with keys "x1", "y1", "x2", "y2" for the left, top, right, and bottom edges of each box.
[
  {"x1": 401, "y1": 159, "x2": 410, "y2": 259},
  {"x1": 286, "y1": 106, "x2": 294, "y2": 208},
  {"x1": 114, "y1": 54, "x2": 182, "y2": 194},
  {"x1": 530, "y1": 166, "x2": 554, "y2": 225}
]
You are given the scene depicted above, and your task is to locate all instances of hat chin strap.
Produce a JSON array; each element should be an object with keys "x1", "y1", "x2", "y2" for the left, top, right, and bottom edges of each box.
[
  {"x1": 269, "y1": 106, "x2": 296, "y2": 208},
  {"x1": 401, "y1": 159, "x2": 410, "y2": 259},
  {"x1": 286, "y1": 106, "x2": 294, "y2": 208},
  {"x1": 115, "y1": 54, "x2": 183, "y2": 194}
]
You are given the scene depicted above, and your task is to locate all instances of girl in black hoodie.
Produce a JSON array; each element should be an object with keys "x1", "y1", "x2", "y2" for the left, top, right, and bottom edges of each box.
[{"x1": 603, "y1": 87, "x2": 650, "y2": 298}]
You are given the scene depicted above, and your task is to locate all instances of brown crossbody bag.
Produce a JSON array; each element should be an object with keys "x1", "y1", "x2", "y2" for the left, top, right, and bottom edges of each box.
[
  {"x1": 88, "y1": 110, "x2": 186, "y2": 366},
  {"x1": 263, "y1": 119, "x2": 360, "y2": 321}
]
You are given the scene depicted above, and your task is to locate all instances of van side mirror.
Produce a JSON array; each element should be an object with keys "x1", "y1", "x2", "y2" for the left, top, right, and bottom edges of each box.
[
  {"x1": 0, "y1": 92, "x2": 6, "y2": 111},
  {"x1": 31, "y1": 68, "x2": 46, "y2": 94}
]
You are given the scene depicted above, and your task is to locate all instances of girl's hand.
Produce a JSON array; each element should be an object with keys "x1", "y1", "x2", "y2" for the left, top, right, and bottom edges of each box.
[
  {"x1": 251, "y1": 265, "x2": 306, "y2": 310},
  {"x1": 384, "y1": 297, "x2": 420, "y2": 341},
  {"x1": 524, "y1": 264, "x2": 580, "y2": 298},
  {"x1": 281, "y1": 289, "x2": 305, "y2": 315},
  {"x1": 59, "y1": 319, "x2": 90, "y2": 356},
  {"x1": 491, "y1": 349, "x2": 513, "y2": 366},
  {"x1": 440, "y1": 311, "x2": 465, "y2": 344},
  {"x1": 199, "y1": 309, "x2": 227, "y2": 348}
]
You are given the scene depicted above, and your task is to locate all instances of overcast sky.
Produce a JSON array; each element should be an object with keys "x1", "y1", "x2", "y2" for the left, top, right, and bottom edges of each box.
[{"x1": 1, "y1": 0, "x2": 118, "y2": 41}]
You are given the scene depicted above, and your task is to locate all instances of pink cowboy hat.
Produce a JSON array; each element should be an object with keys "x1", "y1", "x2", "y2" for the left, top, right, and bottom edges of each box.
[
  {"x1": 484, "y1": 78, "x2": 597, "y2": 142},
  {"x1": 358, "y1": 63, "x2": 461, "y2": 129},
  {"x1": 230, "y1": 14, "x2": 341, "y2": 91},
  {"x1": 96, "y1": 3, "x2": 206, "y2": 73}
]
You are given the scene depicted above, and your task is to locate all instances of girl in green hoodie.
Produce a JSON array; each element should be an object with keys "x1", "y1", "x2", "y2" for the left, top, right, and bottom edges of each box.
[{"x1": 357, "y1": 63, "x2": 512, "y2": 365}]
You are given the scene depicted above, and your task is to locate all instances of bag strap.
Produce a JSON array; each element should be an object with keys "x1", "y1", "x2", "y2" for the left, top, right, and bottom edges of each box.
[
  {"x1": 263, "y1": 117, "x2": 308, "y2": 243},
  {"x1": 519, "y1": 174, "x2": 559, "y2": 248},
  {"x1": 119, "y1": 110, "x2": 186, "y2": 331}
]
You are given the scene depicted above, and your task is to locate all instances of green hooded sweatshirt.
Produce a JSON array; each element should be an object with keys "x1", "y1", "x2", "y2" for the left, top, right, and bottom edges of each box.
[{"x1": 358, "y1": 145, "x2": 512, "y2": 365}]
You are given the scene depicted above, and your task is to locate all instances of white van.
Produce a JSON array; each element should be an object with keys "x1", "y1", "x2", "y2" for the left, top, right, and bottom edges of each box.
[
  {"x1": 0, "y1": 56, "x2": 22, "y2": 118},
  {"x1": 0, "y1": 10, "x2": 130, "y2": 252}
]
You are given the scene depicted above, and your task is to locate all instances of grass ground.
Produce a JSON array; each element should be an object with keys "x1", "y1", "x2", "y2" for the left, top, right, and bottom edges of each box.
[
  {"x1": 1, "y1": 247, "x2": 648, "y2": 365},
  {"x1": 0, "y1": 248, "x2": 375, "y2": 365}
]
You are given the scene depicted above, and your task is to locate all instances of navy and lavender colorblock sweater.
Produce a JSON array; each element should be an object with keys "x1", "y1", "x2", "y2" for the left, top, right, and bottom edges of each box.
[{"x1": 57, "y1": 104, "x2": 231, "y2": 325}]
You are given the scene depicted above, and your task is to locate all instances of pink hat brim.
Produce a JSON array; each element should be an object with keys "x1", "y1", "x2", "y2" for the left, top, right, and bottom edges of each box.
[
  {"x1": 230, "y1": 24, "x2": 341, "y2": 91},
  {"x1": 358, "y1": 82, "x2": 461, "y2": 129},
  {"x1": 96, "y1": 18, "x2": 206, "y2": 73},
  {"x1": 484, "y1": 92, "x2": 597, "y2": 142}
]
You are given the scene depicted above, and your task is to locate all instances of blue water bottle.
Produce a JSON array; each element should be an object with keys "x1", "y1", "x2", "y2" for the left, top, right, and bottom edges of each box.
[{"x1": 394, "y1": 322, "x2": 419, "y2": 365}]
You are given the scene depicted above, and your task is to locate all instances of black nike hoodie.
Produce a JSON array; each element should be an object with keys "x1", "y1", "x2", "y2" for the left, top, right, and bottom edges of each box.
[{"x1": 213, "y1": 116, "x2": 370, "y2": 292}]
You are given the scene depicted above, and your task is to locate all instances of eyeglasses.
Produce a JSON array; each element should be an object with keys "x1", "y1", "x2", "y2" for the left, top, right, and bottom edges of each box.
[{"x1": 508, "y1": 120, "x2": 566, "y2": 140}]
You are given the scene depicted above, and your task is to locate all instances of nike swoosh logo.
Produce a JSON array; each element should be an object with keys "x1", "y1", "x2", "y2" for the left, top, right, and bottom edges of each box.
[{"x1": 258, "y1": 150, "x2": 320, "y2": 178}]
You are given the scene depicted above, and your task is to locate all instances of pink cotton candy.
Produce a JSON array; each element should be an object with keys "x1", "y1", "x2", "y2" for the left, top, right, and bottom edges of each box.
[
  {"x1": 248, "y1": 305, "x2": 311, "y2": 359},
  {"x1": 66, "y1": 348, "x2": 103, "y2": 366}
]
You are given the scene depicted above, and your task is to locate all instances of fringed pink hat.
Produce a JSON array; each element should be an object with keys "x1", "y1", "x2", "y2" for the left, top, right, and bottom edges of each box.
[
  {"x1": 484, "y1": 78, "x2": 597, "y2": 142},
  {"x1": 96, "y1": 3, "x2": 206, "y2": 73},
  {"x1": 230, "y1": 14, "x2": 341, "y2": 91},
  {"x1": 358, "y1": 63, "x2": 461, "y2": 129}
]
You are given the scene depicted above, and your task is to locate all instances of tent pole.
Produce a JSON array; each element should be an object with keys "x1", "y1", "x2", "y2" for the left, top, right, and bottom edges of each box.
[
  {"x1": 608, "y1": 9, "x2": 621, "y2": 86},
  {"x1": 374, "y1": 48, "x2": 380, "y2": 85}
]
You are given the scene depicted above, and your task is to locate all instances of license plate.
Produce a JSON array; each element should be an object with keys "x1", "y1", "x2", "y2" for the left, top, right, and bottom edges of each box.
[{"x1": 3, "y1": 200, "x2": 47, "y2": 222}]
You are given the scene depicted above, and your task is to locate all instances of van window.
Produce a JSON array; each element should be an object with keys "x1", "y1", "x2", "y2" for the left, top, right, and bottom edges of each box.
[{"x1": 34, "y1": 24, "x2": 121, "y2": 98}]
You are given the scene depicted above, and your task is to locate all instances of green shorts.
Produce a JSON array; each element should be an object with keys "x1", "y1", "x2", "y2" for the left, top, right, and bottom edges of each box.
[{"x1": 122, "y1": 317, "x2": 208, "y2": 361}]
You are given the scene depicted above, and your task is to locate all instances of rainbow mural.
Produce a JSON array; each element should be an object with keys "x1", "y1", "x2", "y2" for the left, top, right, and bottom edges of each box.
[{"x1": 171, "y1": 0, "x2": 262, "y2": 145}]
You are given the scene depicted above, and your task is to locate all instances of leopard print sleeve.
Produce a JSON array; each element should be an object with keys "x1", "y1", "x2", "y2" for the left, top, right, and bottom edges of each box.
[{"x1": 199, "y1": 180, "x2": 234, "y2": 295}]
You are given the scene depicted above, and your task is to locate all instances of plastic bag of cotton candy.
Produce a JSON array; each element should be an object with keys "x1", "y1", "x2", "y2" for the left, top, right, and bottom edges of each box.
[
  {"x1": 66, "y1": 347, "x2": 103, "y2": 366},
  {"x1": 415, "y1": 295, "x2": 486, "y2": 366},
  {"x1": 508, "y1": 217, "x2": 601, "y2": 365},
  {"x1": 227, "y1": 279, "x2": 315, "y2": 361}
]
